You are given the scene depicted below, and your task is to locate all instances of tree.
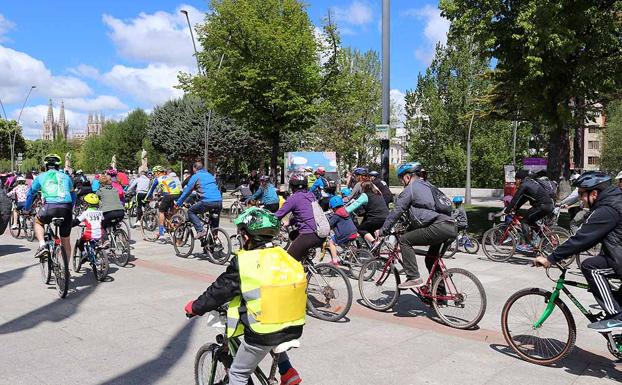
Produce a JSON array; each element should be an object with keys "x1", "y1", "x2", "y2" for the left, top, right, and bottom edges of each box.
[
  {"x1": 601, "y1": 101, "x2": 622, "y2": 173},
  {"x1": 0, "y1": 119, "x2": 26, "y2": 165},
  {"x1": 184, "y1": 0, "x2": 321, "y2": 178},
  {"x1": 441, "y1": 0, "x2": 622, "y2": 178}
]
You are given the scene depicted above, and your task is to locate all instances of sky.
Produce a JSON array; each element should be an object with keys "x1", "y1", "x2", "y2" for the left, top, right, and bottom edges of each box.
[{"x1": 0, "y1": 0, "x2": 449, "y2": 139}]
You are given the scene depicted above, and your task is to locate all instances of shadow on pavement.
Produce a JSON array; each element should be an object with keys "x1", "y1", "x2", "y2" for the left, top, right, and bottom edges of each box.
[
  {"x1": 476, "y1": 256, "x2": 532, "y2": 266},
  {"x1": 97, "y1": 320, "x2": 197, "y2": 385},
  {"x1": 0, "y1": 263, "x2": 36, "y2": 288},
  {"x1": 490, "y1": 343, "x2": 622, "y2": 380},
  {"x1": 0, "y1": 244, "x2": 30, "y2": 257}
]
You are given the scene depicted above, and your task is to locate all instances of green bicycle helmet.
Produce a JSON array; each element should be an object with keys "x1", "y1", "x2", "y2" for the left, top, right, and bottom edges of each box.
[
  {"x1": 44, "y1": 153, "x2": 62, "y2": 167},
  {"x1": 234, "y1": 207, "x2": 280, "y2": 242}
]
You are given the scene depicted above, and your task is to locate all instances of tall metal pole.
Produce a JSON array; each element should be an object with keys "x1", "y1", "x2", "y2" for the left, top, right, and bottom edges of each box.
[
  {"x1": 380, "y1": 0, "x2": 390, "y2": 184},
  {"x1": 512, "y1": 120, "x2": 517, "y2": 166},
  {"x1": 11, "y1": 85, "x2": 36, "y2": 172},
  {"x1": 465, "y1": 111, "x2": 475, "y2": 205},
  {"x1": 180, "y1": 10, "x2": 203, "y2": 76},
  {"x1": 0, "y1": 98, "x2": 7, "y2": 119}
]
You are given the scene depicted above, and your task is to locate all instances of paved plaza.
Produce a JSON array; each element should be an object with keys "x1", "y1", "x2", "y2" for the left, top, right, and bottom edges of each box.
[{"x1": 1, "y1": 220, "x2": 621, "y2": 385}]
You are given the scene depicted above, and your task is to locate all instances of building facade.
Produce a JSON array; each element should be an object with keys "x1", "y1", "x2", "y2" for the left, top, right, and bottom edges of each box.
[
  {"x1": 42, "y1": 99, "x2": 68, "y2": 141},
  {"x1": 582, "y1": 112, "x2": 605, "y2": 171},
  {"x1": 87, "y1": 113, "x2": 105, "y2": 136}
]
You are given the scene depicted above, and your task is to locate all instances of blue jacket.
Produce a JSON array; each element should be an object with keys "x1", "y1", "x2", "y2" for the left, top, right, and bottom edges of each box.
[
  {"x1": 246, "y1": 184, "x2": 279, "y2": 205},
  {"x1": 176, "y1": 169, "x2": 222, "y2": 205}
]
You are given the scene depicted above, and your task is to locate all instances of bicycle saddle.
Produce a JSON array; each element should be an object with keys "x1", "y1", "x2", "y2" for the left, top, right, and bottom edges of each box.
[
  {"x1": 52, "y1": 217, "x2": 65, "y2": 225},
  {"x1": 108, "y1": 218, "x2": 123, "y2": 224},
  {"x1": 273, "y1": 339, "x2": 300, "y2": 354}
]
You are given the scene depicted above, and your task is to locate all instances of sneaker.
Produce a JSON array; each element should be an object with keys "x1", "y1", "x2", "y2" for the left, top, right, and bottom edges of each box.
[
  {"x1": 588, "y1": 317, "x2": 622, "y2": 332},
  {"x1": 516, "y1": 244, "x2": 534, "y2": 253},
  {"x1": 34, "y1": 245, "x2": 48, "y2": 259},
  {"x1": 280, "y1": 368, "x2": 301, "y2": 385},
  {"x1": 398, "y1": 278, "x2": 424, "y2": 289}
]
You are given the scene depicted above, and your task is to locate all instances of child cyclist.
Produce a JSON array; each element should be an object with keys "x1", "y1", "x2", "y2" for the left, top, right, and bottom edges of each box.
[
  {"x1": 451, "y1": 196, "x2": 468, "y2": 232},
  {"x1": 7, "y1": 176, "x2": 29, "y2": 230},
  {"x1": 327, "y1": 196, "x2": 358, "y2": 266},
  {"x1": 184, "y1": 207, "x2": 305, "y2": 385},
  {"x1": 71, "y1": 193, "x2": 104, "y2": 271}
]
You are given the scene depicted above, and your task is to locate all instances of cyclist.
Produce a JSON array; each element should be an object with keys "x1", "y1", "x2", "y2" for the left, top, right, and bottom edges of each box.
[
  {"x1": 369, "y1": 170, "x2": 394, "y2": 205},
  {"x1": 499, "y1": 169, "x2": 555, "y2": 253},
  {"x1": 309, "y1": 167, "x2": 332, "y2": 210},
  {"x1": 231, "y1": 179, "x2": 253, "y2": 201},
  {"x1": 146, "y1": 165, "x2": 182, "y2": 238},
  {"x1": 24, "y1": 154, "x2": 74, "y2": 259},
  {"x1": 451, "y1": 196, "x2": 468, "y2": 232},
  {"x1": 275, "y1": 174, "x2": 325, "y2": 262},
  {"x1": 346, "y1": 167, "x2": 381, "y2": 202},
  {"x1": 7, "y1": 176, "x2": 29, "y2": 230},
  {"x1": 246, "y1": 175, "x2": 280, "y2": 213},
  {"x1": 327, "y1": 195, "x2": 358, "y2": 265},
  {"x1": 535, "y1": 171, "x2": 622, "y2": 332},
  {"x1": 559, "y1": 173, "x2": 584, "y2": 234},
  {"x1": 127, "y1": 170, "x2": 151, "y2": 226},
  {"x1": 345, "y1": 181, "x2": 389, "y2": 246},
  {"x1": 175, "y1": 162, "x2": 222, "y2": 239},
  {"x1": 96, "y1": 175, "x2": 125, "y2": 229},
  {"x1": 380, "y1": 161, "x2": 457, "y2": 289},
  {"x1": 184, "y1": 207, "x2": 304, "y2": 385},
  {"x1": 71, "y1": 193, "x2": 104, "y2": 271},
  {"x1": 72, "y1": 170, "x2": 92, "y2": 197}
]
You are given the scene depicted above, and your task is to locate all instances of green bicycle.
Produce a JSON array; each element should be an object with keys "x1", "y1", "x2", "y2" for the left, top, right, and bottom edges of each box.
[{"x1": 501, "y1": 265, "x2": 622, "y2": 365}]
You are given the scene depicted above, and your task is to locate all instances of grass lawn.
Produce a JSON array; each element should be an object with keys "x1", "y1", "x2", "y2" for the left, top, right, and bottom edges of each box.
[{"x1": 464, "y1": 205, "x2": 570, "y2": 238}]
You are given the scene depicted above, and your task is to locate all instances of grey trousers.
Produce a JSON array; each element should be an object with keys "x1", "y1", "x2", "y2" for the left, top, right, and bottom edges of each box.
[
  {"x1": 399, "y1": 221, "x2": 457, "y2": 280},
  {"x1": 229, "y1": 340, "x2": 289, "y2": 385}
]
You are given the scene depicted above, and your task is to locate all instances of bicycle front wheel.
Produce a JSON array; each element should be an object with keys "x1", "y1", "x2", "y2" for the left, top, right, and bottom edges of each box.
[
  {"x1": 141, "y1": 208, "x2": 159, "y2": 241},
  {"x1": 51, "y1": 245, "x2": 69, "y2": 298},
  {"x1": 431, "y1": 267, "x2": 487, "y2": 329},
  {"x1": 72, "y1": 240, "x2": 82, "y2": 273},
  {"x1": 194, "y1": 343, "x2": 230, "y2": 385},
  {"x1": 482, "y1": 227, "x2": 516, "y2": 262},
  {"x1": 93, "y1": 250, "x2": 109, "y2": 282},
  {"x1": 501, "y1": 288, "x2": 576, "y2": 365},
  {"x1": 346, "y1": 248, "x2": 374, "y2": 279},
  {"x1": 540, "y1": 228, "x2": 574, "y2": 268},
  {"x1": 23, "y1": 216, "x2": 35, "y2": 242},
  {"x1": 358, "y1": 258, "x2": 400, "y2": 311},
  {"x1": 204, "y1": 228, "x2": 232, "y2": 265},
  {"x1": 40, "y1": 253, "x2": 52, "y2": 284},
  {"x1": 307, "y1": 263, "x2": 352, "y2": 321},
  {"x1": 173, "y1": 224, "x2": 195, "y2": 258},
  {"x1": 228, "y1": 202, "x2": 240, "y2": 222},
  {"x1": 111, "y1": 229, "x2": 130, "y2": 267},
  {"x1": 464, "y1": 236, "x2": 480, "y2": 254},
  {"x1": 9, "y1": 213, "x2": 20, "y2": 238}
]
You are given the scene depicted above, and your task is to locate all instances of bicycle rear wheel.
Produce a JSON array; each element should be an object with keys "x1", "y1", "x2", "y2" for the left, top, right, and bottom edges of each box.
[
  {"x1": 72, "y1": 240, "x2": 82, "y2": 273},
  {"x1": 445, "y1": 237, "x2": 459, "y2": 258},
  {"x1": 464, "y1": 236, "x2": 480, "y2": 254},
  {"x1": 173, "y1": 223, "x2": 195, "y2": 258},
  {"x1": 204, "y1": 228, "x2": 232, "y2": 265},
  {"x1": 229, "y1": 202, "x2": 241, "y2": 222},
  {"x1": 23, "y1": 216, "x2": 35, "y2": 241},
  {"x1": 345, "y1": 248, "x2": 374, "y2": 279},
  {"x1": 40, "y1": 252, "x2": 52, "y2": 284},
  {"x1": 93, "y1": 250, "x2": 109, "y2": 282},
  {"x1": 358, "y1": 258, "x2": 400, "y2": 311},
  {"x1": 51, "y1": 245, "x2": 69, "y2": 298},
  {"x1": 501, "y1": 288, "x2": 576, "y2": 365},
  {"x1": 9, "y1": 213, "x2": 20, "y2": 238},
  {"x1": 307, "y1": 263, "x2": 352, "y2": 321},
  {"x1": 141, "y1": 208, "x2": 159, "y2": 241},
  {"x1": 482, "y1": 227, "x2": 516, "y2": 262},
  {"x1": 194, "y1": 343, "x2": 230, "y2": 385},
  {"x1": 111, "y1": 229, "x2": 130, "y2": 267},
  {"x1": 431, "y1": 267, "x2": 486, "y2": 329}
]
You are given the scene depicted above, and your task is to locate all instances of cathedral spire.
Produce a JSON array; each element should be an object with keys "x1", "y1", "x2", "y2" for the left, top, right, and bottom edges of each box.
[
  {"x1": 58, "y1": 100, "x2": 66, "y2": 129},
  {"x1": 46, "y1": 99, "x2": 54, "y2": 123}
]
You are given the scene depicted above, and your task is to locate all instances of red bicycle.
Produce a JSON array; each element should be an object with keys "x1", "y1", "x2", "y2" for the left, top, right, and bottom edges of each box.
[{"x1": 358, "y1": 233, "x2": 487, "y2": 329}]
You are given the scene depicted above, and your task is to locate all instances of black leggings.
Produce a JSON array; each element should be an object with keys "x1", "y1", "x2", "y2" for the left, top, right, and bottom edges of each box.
[
  {"x1": 522, "y1": 204, "x2": 554, "y2": 241},
  {"x1": 358, "y1": 217, "x2": 385, "y2": 237},
  {"x1": 102, "y1": 210, "x2": 125, "y2": 230},
  {"x1": 287, "y1": 231, "x2": 325, "y2": 262}
]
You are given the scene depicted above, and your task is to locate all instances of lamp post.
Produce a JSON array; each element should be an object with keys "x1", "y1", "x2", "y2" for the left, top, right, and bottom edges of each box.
[
  {"x1": 380, "y1": 0, "x2": 390, "y2": 184},
  {"x1": 465, "y1": 111, "x2": 476, "y2": 205},
  {"x1": 8, "y1": 85, "x2": 36, "y2": 172}
]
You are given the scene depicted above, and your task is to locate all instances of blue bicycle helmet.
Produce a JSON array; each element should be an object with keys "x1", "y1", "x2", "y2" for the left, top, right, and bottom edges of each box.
[
  {"x1": 353, "y1": 167, "x2": 369, "y2": 176},
  {"x1": 396, "y1": 161, "x2": 422, "y2": 178},
  {"x1": 452, "y1": 196, "x2": 464, "y2": 204},
  {"x1": 341, "y1": 187, "x2": 352, "y2": 197},
  {"x1": 573, "y1": 171, "x2": 611, "y2": 191},
  {"x1": 329, "y1": 196, "x2": 344, "y2": 209}
]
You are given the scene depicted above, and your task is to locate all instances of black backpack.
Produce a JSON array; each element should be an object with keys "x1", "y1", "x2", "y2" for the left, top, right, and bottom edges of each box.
[
  {"x1": 418, "y1": 180, "x2": 453, "y2": 216},
  {"x1": 314, "y1": 176, "x2": 330, "y2": 200},
  {"x1": 536, "y1": 177, "x2": 557, "y2": 200}
]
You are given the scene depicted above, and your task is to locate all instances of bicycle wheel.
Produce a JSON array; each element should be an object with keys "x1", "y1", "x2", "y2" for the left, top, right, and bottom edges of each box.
[
  {"x1": 463, "y1": 236, "x2": 480, "y2": 254},
  {"x1": 51, "y1": 245, "x2": 69, "y2": 298},
  {"x1": 306, "y1": 263, "x2": 352, "y2": 321},
  {"x1": 92, "y1": 250, "x2": 109, "y2": 282},
  {"x1": 204, "y1": 228, "x2": 232, "y2": 265},
  {"x1": 194, "y1": 343, "x2": 230, "y2": 385},
  {"x1": 111, "y1": 229, "x2": 130, "y2": 267},
  {"x1": 173, "y1": 223, "x2": 195, "y2": 258},
  {"x1": 229, "y1": 202, "x2": 240, "y2": 222},
  {"x1": 23, "y1": 216, "x2": 35, "y2": 242},
  {"x1": 230, "y1": 234, "x2": 243, "y2": 253},
  {"x1": 482, "y1": 227, "x2": 516, "y2": 262},
  {"x1": 501, "y1": 288, "x2": 576, "y2": 365},
  {"x1": 445, "y1": 237, "x2": 459, "y2": 258},
  {"x1": 72, "y1": 240, "x2": 82, "y2": 273},
  {"x1": 9, "y1": 213, "x2": 20, "y2": 238},
  {"x1": 40, "y1": 252, "x2": 52, "y2": 284},
  {"x1": 431, "y1": 267, "x2": 487, "y2": 329},
  {"x1": 127, "y1": 206, "x2": 138, "y2": 228},
  {"x1": 141, "y1": 208, "x2": 159, "y2": 241},
  {"x1": 539, "y1": 229, "x2": 573, "y2": 268},
  {"x1": 358, "y1": 258, "x2": 400, "y2": 311},
  {"x1": 346, "y1": 248, "x2": 374, "y2": 279}
]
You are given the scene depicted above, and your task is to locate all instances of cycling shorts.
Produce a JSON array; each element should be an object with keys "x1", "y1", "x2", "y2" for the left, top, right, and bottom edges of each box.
[
  {"x1": 160, "y1": 194, "x2": 181, "y2": 213},
  {"x1": 37, "y1": 203, "x2": 72, "y2": 237}
]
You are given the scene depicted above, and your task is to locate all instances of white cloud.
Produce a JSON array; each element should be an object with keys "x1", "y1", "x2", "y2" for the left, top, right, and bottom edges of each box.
[
  {"x1": 0, "y1": 14, "x2": 15, "y2": 42},
  {"x1": 403, "y1": 5, "x2": 450, "y2": 65},
  {"x1": 68, "y1": 64, "x2": 100, "y2": 79},
  {"x1": 0, "y1": 45, "x2": 92, "y2": 104},
  {"x1": 390, "y1": 88, "x2": 406, "y2": 126},
  {"x1": 63, "y1": 96, "x2": 128, "y2": 111},
  {"x1": 333, "y1": 1, "x2": 373, "y2": 26},
  {"x1": 103, "y1": 4, "x2": 204, "y2": 68},
  {"x1": 12, "y1": 104, "x2": 89, "y2": 140},
  {"x1": 102, "y1": 63, "x2": 186, "y2": 106}
]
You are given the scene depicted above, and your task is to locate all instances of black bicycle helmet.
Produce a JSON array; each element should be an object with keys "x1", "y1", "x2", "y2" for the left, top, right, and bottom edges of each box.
[
  {"x1": 573, "y1": 171, "x2": 612, "y2": 191},
  {"x1": 289, "y1": 173, "x2": 307, "y2": 189},
  {"x1": 514, "y1": 169, "x2": 530, "y2": 180},
  {"x1": 369, "y1": 171, "x2": 379, "y2": 178}
]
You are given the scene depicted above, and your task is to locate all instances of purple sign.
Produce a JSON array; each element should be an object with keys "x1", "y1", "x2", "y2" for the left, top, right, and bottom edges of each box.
[{"x1": 523, "y1": 158, "x2": 547, "y2": 166}]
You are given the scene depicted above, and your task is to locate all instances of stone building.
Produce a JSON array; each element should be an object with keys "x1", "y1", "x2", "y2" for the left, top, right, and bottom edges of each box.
[
  {"x1": 42, "y1": 99, "x2": 68, "y2": 140},
  {"x1": 87, "y1": 113, "x2": 105, "y2": 136}
]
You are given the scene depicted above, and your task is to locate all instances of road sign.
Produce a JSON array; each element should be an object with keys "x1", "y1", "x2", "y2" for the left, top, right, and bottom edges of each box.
[
  {"x1": 17, "y1": 152, "x2": 23, "y2": 162},
  {"x1": 375, "y1": 124, "x2": 389, "y2": 140}
]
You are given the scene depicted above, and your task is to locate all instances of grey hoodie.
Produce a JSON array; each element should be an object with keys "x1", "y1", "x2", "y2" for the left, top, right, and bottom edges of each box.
[{"x1": 97, "y1": 184, "x2": 124, "y2": 213}]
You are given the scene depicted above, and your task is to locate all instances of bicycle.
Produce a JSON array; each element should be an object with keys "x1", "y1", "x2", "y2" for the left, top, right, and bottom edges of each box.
[
  {"x1": 9, "y1": 205, "x2": 35, "y2": 241},
  {"x1": 141, "y1": 196, "x2": 184, "y2": 241},
  {"x1": 72, "y1": 227, "x2": 109, "y2": 281},
  {"x1": 190, "y1": 306, "x2": 301, "y2": 385},
  {"x1": 482, "y1": 213, "x2": 574, "y2": 267},
  {"x1": 445, "y1": 228, "x2": 480, "y2": 258},
  {"x1": 103, "y1": 217, "x2": 131, "y2": 267},
  {"x1": 501, "y1": 265, "x2": 622, "y2": 365},
  {"x1": 124, "y1": 192, "x2": 139, "y2": 228},
  {"x1": 39, "y1": 218, "x2": 70, "y2": 298},
  {"x1": 358, "y1": 233, "x2": 487, "y2": 329},
  {"x1": 314, "y1": 235, "x2": 374, "y2": 279},
  {"x1": 172, "y1": 210, "x2": 232, "y2": 264},
  {"x1": 228, "y1": 192, "x2": 246, "y2": 222}
]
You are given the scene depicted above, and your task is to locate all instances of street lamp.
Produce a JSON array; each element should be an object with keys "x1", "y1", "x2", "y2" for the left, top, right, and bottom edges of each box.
[
  {"x1": 465, "y1": 111, "x2": 476, "y2": 205},
  {"x1": 8, "y1": 85, "x2": 36, "y2": 172}
]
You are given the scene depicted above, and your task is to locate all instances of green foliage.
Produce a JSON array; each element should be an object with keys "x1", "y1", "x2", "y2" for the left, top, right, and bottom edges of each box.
[
  {"x1": 601, "y1": 101, "x2": 622, "y2": 173},
  {"x1": 440, "y1": 0, "x2": 622, "y2": 178},
  {"x1": 186, "y1": 0, "x2": 322, "y2": 174},
  {"x1": 0, "y1": 119, "x2": 26, "y2": 165}
]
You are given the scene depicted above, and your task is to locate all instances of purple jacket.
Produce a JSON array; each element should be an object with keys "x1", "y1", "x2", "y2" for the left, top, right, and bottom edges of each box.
[{"x1": 275, "y1": 190, "x2": 317, "y2": 234}]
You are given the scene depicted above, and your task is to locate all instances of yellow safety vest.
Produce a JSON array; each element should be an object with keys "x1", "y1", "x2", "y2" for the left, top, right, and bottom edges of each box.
[{"x1": 227, "y1": 246, "x2": 307, "y2": 338}]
